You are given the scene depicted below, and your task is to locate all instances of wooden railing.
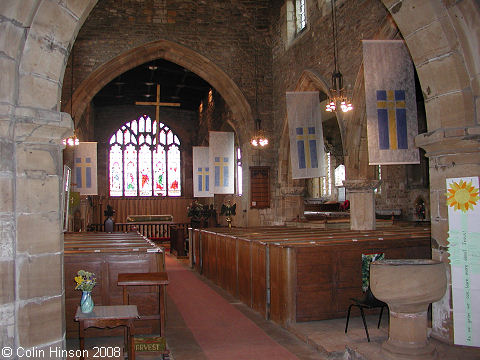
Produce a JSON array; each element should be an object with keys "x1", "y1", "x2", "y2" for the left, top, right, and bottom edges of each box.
[{"x1": 89, "y1": 222, "x2": 189, "y2": 240}]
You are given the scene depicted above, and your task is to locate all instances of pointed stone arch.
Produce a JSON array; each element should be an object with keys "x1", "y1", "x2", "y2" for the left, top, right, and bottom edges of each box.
[{"x1": 69, "y1": 40, "x2": 253, "y2": 145}]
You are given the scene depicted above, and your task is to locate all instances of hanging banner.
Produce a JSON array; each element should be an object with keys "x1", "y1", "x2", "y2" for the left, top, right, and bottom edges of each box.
[
  {"x1": 363, "y1": 40, "x2": 419, "y2": 165},
  {"x1": 286, "y1": 91, "x2": 325, "y2": 179},
  {"x1": 74, "y1": 142, "x2": 98, "y2": 195},
  {"x1": 193, "y1": 146, "x2": 213, "y2": 198},
  {"x1": 447, "y1": 176, "x2": 480, "y2": 347},
  {"x1": 209, "y1": 131, "x2": 235, "y2": 194}
]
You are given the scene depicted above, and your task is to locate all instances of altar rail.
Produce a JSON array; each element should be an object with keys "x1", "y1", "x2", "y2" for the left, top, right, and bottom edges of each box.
[{"x1": 90, "y1": 222, "x2": 189, "y2": 240}]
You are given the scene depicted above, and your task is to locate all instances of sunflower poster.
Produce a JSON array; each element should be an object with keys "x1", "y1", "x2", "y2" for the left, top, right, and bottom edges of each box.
[{"x1": 446, "y1": 177, "x2": 480, "y2": 347}]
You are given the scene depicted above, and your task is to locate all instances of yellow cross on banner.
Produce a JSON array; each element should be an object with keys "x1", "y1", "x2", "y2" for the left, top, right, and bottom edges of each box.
[
  {"x1": 75, "y1": 157, "x2": 91, "y2": 188},
  {"x1": 214, "y1": 157, "x2": 228, "y2": 187},
  {"x1": 296, "y1": 127, "x2": 316, "y2": 169},
  {"x1": 376, "y1": 90, "x2": 406, "y2": 150},
  {"x1": 198, "y1": 167, "x2": 209, "y2": 191},
  {"x1": 135, "y1": 84, "x2": 180, "y2": 143}
]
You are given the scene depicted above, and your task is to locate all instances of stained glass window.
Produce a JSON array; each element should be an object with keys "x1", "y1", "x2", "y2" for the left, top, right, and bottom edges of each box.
[{"x1": 109, "y1": 115, "x2": 182, "y2": 197}]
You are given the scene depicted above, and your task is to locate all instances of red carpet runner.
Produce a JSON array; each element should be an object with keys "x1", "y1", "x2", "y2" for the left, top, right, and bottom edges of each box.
[{"x1": 165, "y1": 254, "x2": 299, "y2": 360}]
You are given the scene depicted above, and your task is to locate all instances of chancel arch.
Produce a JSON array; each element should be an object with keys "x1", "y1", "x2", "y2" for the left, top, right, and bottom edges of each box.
[
  {"x1": 66, "y1": 39, "x2": 253, "y2": 148},
  {"x1": 2, "y1": 0, "x2": 480, "y2": 353}
]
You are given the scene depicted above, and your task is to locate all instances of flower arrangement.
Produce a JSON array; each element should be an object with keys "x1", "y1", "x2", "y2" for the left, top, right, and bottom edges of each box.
[
  {"x1": 74, "y1": 270, "x2": 97, "y2": 292},
  {"x1": 187, "y1": 200, "x2": 205, "y2": 220}
]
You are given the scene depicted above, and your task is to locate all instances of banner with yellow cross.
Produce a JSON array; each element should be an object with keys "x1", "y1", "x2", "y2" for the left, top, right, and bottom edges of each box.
[
  {"x1": 193, "y1": 146, "x2": 213, "y2": 198},
  {"x1": 73, "y1": 142, "x2": 98, "y2": 195},
  {"x1": 363, "y1": 40, "x2": 420, "y2": 165},
  {"x1": 286, "y1": 91, "x2": 325, "y2": 179},
  {"x1": 209, "y1": 131, "x2": 235, "y2": 194}
]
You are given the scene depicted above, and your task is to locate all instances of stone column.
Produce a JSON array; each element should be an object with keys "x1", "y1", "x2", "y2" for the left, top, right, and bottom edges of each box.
[
  {"x1": 416, "y1": 128, "x2": 480, "y2": 344},
  {"x1": 344, "y1": 179, "x2": 381, "y2": 230},
  {"x1": 13, "y1": 109, "x2": 73, "y2": 355}
]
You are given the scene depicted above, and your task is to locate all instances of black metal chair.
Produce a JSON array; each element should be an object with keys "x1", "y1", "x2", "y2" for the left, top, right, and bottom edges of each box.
[{"x1": 345, "y1": 287, "x2": 388, "y2": 342}]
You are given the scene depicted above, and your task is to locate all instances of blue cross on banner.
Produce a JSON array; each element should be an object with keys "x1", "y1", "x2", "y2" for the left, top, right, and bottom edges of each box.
[
  {"x1": 296, "y1": 127, "x2": 318, "y2": 169},
  {"x1": 197, "y1": 167, "x2": 209, "y2": 192},
  {"x1": 376, "y1": 90, "x2": 407, "y2": 150},
  {"x1": 214, "y1": 157, "x2": 229, "y2": 187},
  {"x1": 75, "y1": 157, "x2": 92, "y2": 188}
]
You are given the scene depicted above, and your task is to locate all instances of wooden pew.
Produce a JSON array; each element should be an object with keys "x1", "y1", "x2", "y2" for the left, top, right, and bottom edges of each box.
[
  {"x1": 64, "y1": 231, "x2": 165, "y2": 338},
  {"x1": 196, "y1": 226, "x2": 431, "y2": 327}
]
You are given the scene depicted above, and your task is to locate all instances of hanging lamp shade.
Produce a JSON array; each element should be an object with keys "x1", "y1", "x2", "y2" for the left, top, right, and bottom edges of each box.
[{"x1": 325, "y1": 0, "x2": 353, "y2": 113}]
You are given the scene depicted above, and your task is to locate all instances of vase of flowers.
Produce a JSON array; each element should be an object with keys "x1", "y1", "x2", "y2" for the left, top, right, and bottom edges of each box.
[{"x1": 75, "y1": 270, "x2": 97, "y2": 313}]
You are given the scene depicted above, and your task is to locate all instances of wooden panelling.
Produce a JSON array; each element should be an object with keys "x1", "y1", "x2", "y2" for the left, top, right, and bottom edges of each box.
[
  {"x1": 64, "y1": 232, "x2": 164, "y2": 338},
  {"x1": 196, "y1": 226, "x2": 432, "y2": 328},
  {"x1": 250, "y1": 167, "x2": 270, "y2": 209},
  {"x1": 94, "y1": 197, "x2": 193, "y2": 224},
  {"x1": 237, "y1": 239, "x2": 252, "y2": 306},
  {"x1": 251, "y1": 242, "x2": 267, "y2": 317}
]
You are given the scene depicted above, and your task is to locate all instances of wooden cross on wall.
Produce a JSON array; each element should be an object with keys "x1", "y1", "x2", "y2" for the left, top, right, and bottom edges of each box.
[{"x1": 135, "y1": 84, "x2": 180, "y2": 143}]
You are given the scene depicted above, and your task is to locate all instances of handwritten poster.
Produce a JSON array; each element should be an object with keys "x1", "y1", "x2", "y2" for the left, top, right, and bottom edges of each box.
[{"x1": 446, "y1": 177, "x2": 480, "y2": 346}]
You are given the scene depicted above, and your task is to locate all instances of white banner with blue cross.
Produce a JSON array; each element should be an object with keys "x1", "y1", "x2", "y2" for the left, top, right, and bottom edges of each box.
[
  {"x1": 363, "y1": 40, "x2": 419, "y2": 165},
  {"x1": 73, "y1": 142, "x2": 97, "y2": 195},
  {"x1": 209, "y1": 131, "x2": 235, "y2": 194},
  {"x1": 193, "y1": 146, "x2": 213, "y2": 198},
  {"x1": 286, "y1": 91, "x2": 325, "y2": 179}
]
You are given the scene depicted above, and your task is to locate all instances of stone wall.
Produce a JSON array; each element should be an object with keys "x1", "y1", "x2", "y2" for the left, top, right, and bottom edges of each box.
[
  {"x1": 62, "y1": 0, "x2": 274, "y2": 143},
  {"x1": 1, "y1": 0, "x2": 479, "y2": 351},
  {"x1": 0, "y1": 0, "x2": 96, "y2": 356},
  {"x1": 268, "y1": 0, "x2": 391, "y2": 224}
]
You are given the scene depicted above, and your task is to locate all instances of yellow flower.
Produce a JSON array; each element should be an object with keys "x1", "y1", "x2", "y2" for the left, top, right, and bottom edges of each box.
[
  {"x1": 446, "y1": 180, "x2": 479, "y2": 213},
  {"x1": 74, "y1": 276, "x2": 84, "y2": 290}
]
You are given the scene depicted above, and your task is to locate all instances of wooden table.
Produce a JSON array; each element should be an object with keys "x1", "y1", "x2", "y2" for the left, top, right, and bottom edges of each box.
[
  {"x1": 118, "y1": 272, "x2": 169, "y2": 336},
  {"x1": 75, "y1": 305, "x2": 139, "y2": 360}
]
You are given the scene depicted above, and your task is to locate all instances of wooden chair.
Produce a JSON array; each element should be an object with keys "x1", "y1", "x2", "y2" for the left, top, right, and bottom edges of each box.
[{"x1": 345, "y1": 288, "x2": 387, "y2": 342}]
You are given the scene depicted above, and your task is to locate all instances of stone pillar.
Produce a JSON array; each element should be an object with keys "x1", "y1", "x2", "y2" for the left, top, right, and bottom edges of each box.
[
  {"x1": 344, "y1": 180, "x2": 381, "y2": 230},
  {"x1": 13, "y1": 109, "x2": 73, "y2": 356},
  {"x1": 416, "y1": 128, "x2": 480, "y2": 344}
]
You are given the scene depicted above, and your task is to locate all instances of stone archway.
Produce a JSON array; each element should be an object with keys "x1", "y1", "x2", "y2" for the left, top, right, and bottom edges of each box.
[
  {"x1": 380, "y1": 0, "x2": 480, "y2": 343},
  {"x1": 1, "y1": 0, "x2": 99, "y2": 353},
  {"x1": 2, "y1": 0, "x2": 479, "y2": 351},
  {"x1": 68, "y1": 40, "x2": 253, "y2": 146}
]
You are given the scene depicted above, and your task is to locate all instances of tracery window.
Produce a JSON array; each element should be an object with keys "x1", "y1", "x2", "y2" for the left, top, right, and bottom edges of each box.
[{"x1": 109, "y1": 115, "x2": 181, "y2": 197}]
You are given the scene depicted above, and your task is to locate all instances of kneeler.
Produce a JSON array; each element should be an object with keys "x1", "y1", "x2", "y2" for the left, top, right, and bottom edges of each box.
[{"x1": 345, "y1": 288, "x2": 387, "y2": 342}]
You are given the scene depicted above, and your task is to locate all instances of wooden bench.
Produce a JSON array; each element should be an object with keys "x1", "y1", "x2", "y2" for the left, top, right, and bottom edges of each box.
[{"x1": 196, "y1": 226, "x2": 431, "y2": 326}]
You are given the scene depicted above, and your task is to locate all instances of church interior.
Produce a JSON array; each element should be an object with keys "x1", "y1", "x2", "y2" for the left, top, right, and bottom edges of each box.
[{"x1": 1, "y1": 0, "x2": 480, "y2": 359}]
